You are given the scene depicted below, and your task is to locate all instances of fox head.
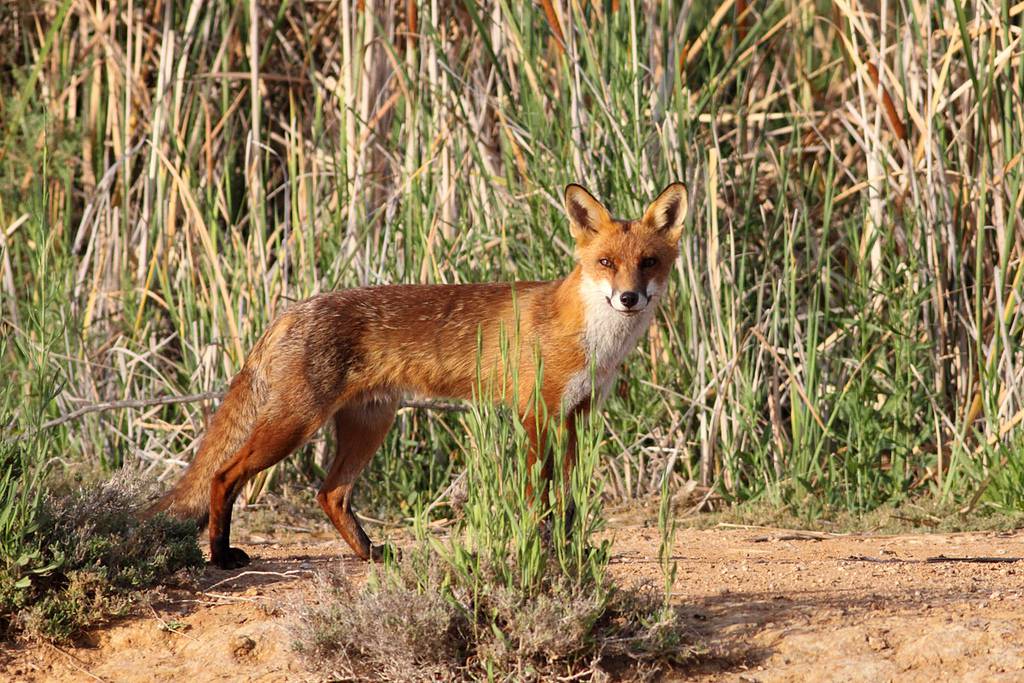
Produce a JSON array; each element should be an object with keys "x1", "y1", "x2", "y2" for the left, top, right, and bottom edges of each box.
[{"x1": 564, "y1": 182, "x2": 687, "y2": 316}]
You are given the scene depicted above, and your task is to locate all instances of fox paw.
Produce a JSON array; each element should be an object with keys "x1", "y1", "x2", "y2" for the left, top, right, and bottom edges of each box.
[
  {"x1": 368, "y1": 543, "x2": 401, "y2": 563},
  {"x1": 211, "y1": 546, "x2": 251, "y2": 570}
]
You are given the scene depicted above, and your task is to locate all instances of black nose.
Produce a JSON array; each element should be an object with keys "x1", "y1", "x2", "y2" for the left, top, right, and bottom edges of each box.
[{"x1": 619, "y1": 291, "x2": 640, "y2": 308}]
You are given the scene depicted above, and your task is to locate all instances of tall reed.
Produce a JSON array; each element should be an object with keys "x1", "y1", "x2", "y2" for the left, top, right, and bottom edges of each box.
[{"x1": 1, "y1": 0, "x2": 1022, "y2": 517}]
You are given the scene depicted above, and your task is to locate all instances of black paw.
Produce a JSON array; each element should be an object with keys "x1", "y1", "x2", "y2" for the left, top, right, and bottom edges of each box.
[
  {"x1": 368, "y1": 543, "x2": 400, "y2": 563},
  {"x1": 539, "y1": 515, "x2": 554, "y2": 546},
  {"x1": 211, "y1": 546, "x2": 250, "y2": 570},
  {"x1": 538, "y1": 510, "x2": 576, "y2": 547}
]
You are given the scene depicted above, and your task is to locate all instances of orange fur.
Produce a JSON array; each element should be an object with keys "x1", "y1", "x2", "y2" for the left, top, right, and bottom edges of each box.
[{"x1": 149, "y1": 183, "x2": 688, "y2": 568}]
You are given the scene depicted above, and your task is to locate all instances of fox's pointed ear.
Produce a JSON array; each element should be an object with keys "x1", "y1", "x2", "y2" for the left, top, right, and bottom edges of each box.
[
  {"x1": 564, "y1": 184, "x2": 612, "y2": 244},
  {"x1": 643, "y1": 183, "x2": 688, "y2": 243}
]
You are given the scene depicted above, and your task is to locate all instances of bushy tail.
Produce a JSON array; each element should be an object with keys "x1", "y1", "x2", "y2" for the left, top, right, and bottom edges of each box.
[{"x1": 147, "y1": 369, "x2": 260, "y2": 528}]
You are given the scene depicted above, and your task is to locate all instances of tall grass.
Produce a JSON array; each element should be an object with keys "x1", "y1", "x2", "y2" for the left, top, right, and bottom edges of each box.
[{"x1": 1, "y1": 0, "x2": 1023, "y2": 523}]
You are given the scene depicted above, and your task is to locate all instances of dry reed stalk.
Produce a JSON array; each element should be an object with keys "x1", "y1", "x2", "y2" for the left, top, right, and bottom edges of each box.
[{"x1": 3, "y1": 0, "x2": 1024, "y2": 508}]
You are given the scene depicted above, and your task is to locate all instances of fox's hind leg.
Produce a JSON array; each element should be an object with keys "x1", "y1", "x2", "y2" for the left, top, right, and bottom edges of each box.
[
  {"x1": 317, "y1": 399, "x2": 398, "y2": 561},
  {"x1": 209, "y1": 417, "x2": 320, "y2": 569}
]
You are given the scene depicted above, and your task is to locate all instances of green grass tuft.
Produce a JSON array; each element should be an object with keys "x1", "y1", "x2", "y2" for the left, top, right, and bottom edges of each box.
[{"x1": 1, "y1": 475, "x2": 203, "y2": 643}]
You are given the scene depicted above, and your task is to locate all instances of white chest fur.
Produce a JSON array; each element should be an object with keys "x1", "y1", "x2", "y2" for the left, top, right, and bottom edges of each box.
[{"x1": 560, "y1": 275, "x2": 656, "y2": 412}]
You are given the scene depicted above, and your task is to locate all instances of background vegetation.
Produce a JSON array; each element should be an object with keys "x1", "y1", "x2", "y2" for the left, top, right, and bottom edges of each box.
[{"x1": 2, "y1": 0, "x2": 1024, "y2": 621}]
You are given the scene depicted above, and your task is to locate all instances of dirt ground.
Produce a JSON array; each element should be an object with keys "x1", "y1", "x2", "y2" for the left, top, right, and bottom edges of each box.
[{"x1": 4, "y1": 513, "x2": 1023, "y2": 682}]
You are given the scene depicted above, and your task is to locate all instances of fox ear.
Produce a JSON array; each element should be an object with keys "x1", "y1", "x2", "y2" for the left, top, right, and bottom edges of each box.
[
  {"x1": 564, "y1": 184, "x2": 612, "y2": 243},
  {"x1": 643, "y1": 183, "x2": 688, "y2": 243}
]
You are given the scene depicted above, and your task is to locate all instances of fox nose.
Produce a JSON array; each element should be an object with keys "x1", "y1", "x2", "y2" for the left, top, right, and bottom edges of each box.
[{"x1": 619, "y1": 291, "x2": 640, "y2": 309}]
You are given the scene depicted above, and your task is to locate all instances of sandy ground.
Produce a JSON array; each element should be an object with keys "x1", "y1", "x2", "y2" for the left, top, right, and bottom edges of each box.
[{"x1": 4, "y1": 517, "x2": 1023, "y2": 682}]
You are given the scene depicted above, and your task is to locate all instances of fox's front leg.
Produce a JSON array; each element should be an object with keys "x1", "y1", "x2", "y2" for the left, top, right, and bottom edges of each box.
[
  {"x1": 522, "y1": 406, "x2": 582, "y2": 531},
  {"x1": 559, "y1": 411, "x2": 580, "y2": 531},
  {"x1": 523, "y1": 412, "x2": 552, "y2": 508}
]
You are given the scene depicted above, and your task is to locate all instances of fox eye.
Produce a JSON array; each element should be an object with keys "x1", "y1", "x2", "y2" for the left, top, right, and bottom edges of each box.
[
  {"x1": 598, "y1": 258, "x2": 614, "y2": 269},
  {"x1": 640, "y1": 257, "x2": 658, "y2": 269}
]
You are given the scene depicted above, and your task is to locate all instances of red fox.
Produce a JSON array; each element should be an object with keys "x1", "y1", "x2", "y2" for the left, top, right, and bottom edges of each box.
[{"x1": 150, "y1": 183, "x2": 687, "y2": 569}]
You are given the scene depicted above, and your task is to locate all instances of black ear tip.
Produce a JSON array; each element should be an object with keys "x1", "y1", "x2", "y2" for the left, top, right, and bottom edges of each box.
[{"x1": 564, "y1": 183, "x2": 588, "y2": 199}]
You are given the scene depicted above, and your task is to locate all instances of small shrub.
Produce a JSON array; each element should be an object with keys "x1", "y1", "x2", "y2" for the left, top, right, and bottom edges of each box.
[
  {"x1": 291, "y1": 396, "x2": 695, "y2": 680},
  {"x1": 293, "y1": 557, "x2": 468, "y2": 681},
  {"x1": 0, "y1": 474, "x2": 203, "y2": 642},
  {"x1": 293, "y1": 551, "x2": 693, "y2": 681}
]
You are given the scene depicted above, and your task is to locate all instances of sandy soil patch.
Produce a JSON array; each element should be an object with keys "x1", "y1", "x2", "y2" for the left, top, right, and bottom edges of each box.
[{"x1": 4, "y1": 521, "x2": 1022, "y2": 681}]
